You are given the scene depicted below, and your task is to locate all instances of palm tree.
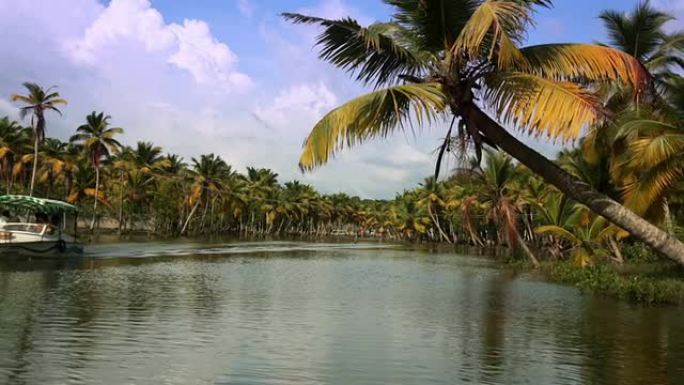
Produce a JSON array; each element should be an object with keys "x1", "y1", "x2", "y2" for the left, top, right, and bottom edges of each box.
[
  {"x1": 70, "y1": 112, "x2": 123, "y2": 231},
  {"x1": 600, "y1": 1, "x2": 684, "y2": 98},
  {"x1": 131, "y1": 141, "x2": 171, "y2": 172},
  {"x1": 417, "y1": 177, "x2": 452, "y2": 243},
  {"x1": 10, "y1": 82, "x2": 67, "y2": 196},
  {"x1": 283, "y1": 0, "x2": 684, "y2": 264},
  {"x1": 0, "y1": 117, "x2": 31, "y2": 193},
  {"x1": 476, "y1": 150, "x2": 539, "y2": 266},
  {"x1": 181, "y1": 154, "x2": 234, "y2": 234},
  {"x1": 38, "y1": 138, "x2": 69, "y2": 198},
  {"x1": 577, "y1": 3, "x2": 684, "y2": 229},
  {"x1": 536, "y1": 213, "x2": 623, "y2": 266}
]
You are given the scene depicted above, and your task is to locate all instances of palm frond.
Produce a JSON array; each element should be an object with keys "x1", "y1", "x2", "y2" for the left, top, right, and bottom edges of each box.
[
  {"x1": 299, "y1": 83, "x2": 447, "y2": 170},
  {"x1": 534, "y1": 224, "x2": 579, "y2": 243},
  {"x1": 485, "y1": 72, "x2": 604, "y2": 140},
  {"x1": 384, "y1": 0, "x2": 480, "y2": 52},
  {"x1": 518, "y1": 44, "x2": 649, "y2": 90},
  {"x1": 282, "y1": 13, "x2": 425, "y2": 86},
  {"x1": 454, "y1": 0, "x2": 529, "y2": 68}
]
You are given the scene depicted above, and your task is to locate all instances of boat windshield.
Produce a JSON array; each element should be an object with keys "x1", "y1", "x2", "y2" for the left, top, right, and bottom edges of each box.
[{"x1": 0, "y1": 223, "x2": 51, "y2": 235}]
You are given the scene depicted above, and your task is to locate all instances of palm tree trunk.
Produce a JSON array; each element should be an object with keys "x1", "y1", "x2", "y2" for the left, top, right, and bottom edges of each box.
[
  {"x1": 29, "y1": 136, "x2": 39, "y2": 196},
  {"x1": 90, "y1": 165, "x2": 100, "y2": 231},
  {"x1": 515, "y1": 229, "x2": 540, "y2": 268},
  {"x1": 466, "y1": 105, "x2": 684, "y2": 265},
  {"x1": 427, "y1": 202, "x2": 452, "y2": 244},
  {"x1": 181, "y1": 199, "x2": 201, "y2": 235},
  {"x1": 118, "y1": 171, "x2": 125, "y2": 235}
]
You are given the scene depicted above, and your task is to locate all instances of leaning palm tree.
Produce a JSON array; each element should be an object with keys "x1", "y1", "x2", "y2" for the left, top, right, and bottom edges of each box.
[
  {"x1": 70, "y1": 112, "x2": 123, "y2": 231},
  {"x1": 283, "y1": 0, "x2": 684, "y2": 264},
  {"x1": 10, "y1": 82, "x2": 67, "y2": 196}
]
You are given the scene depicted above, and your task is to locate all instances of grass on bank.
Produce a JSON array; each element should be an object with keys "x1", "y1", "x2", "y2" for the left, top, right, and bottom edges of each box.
[{"x1": 508, "y1": 243, "x2": 684, "y2": 305}]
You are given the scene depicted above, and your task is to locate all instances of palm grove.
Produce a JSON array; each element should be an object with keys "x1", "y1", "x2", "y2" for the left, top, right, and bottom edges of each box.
[{"x1": 1, "y1": 1, "x2": 683, "y2": 267}]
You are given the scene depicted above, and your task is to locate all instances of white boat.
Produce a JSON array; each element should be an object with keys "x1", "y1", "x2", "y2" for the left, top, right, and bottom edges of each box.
[{"x1": 0, "y1": 195, "x2": 83, "y2": 257}]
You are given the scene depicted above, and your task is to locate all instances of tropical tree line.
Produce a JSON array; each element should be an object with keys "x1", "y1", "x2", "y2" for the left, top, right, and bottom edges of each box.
[
  {"x1": 2, "y1": 1, "x2": 683, "y2": 267},
  {"x1": 1, "y1": 104, "x2": 681, "y2": 267}
]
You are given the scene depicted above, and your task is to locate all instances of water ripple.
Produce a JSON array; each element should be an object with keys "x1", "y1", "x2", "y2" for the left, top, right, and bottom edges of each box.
[{"x1": 1, "y1": 241, "x2": 683, "y2": 385}]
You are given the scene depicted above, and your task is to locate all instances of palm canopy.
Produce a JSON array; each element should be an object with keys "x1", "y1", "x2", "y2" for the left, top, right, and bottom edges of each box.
[
  {"x1": 599, "y1": 1, "x2": 684, "y2": 108},
  {"x1": 70, "y1": 111, "x2": 123, "y2": 167},
  {"x1": 600, "y1": 2, "x2": 683, "y2": 71},
  {"x1": 283, "y1": 0, "x2": 649, "y2": 170},
  {"x1": 10, "y1": 82, "x2": 67, "y2": 141}
]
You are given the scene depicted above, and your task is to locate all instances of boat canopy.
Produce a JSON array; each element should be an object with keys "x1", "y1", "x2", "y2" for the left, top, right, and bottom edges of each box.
[{"x1": 0, "y1": 195, "x2": 79, "y2": 214}]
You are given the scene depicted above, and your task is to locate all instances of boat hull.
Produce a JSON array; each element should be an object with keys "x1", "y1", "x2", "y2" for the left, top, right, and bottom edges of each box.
[{"x1": 0, "y1": 241, "x2": 84, "y2": 257}]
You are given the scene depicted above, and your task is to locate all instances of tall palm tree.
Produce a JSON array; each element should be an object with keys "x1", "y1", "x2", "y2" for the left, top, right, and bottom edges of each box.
[
  {"x1": 283, "y1": 0, "x2": 684, "y2": 264},
  {"x1": 70, "y1": 112, "x2": 123, "y2": 231},
  {"x1": 583, "y1": 2, "x2": 684, "y2": 226},
  {"x1": 10, "y1": 82, "x2": 67, "y2": 196},
  {"x1": 600, "y1": 1, "x2": 684, "y2": 97}
]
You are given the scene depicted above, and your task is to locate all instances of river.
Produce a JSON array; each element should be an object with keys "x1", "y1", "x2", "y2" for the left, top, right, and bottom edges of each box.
[{"x1": 1, "y1": 240, "x2": 683, "y2": 384}]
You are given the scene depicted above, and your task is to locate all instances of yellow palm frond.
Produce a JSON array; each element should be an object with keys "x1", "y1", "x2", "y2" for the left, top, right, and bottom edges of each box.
[
  {"x1": 11, "y1": 163, "x2": 23, "y2": 178},
  {"x1": 485, "y1": 73, "x2": 604, "y2": 141},
  {"x1": 453, "y1": 0, "x2": 528, "y2": 68},
  {"x1": 299, "y1": 83, "x2": 447, "y2": 170},
  {"x1": 519, "y1": 44, "x2": 649, "y2": 90},
  {"x1": 613, "y1": 119, "x2": 684, "y2": 216},
  {"x1": 621, "y1": 160, "x2": 683, "y2": 216},
  {"x1": 620, "y1": 120, "x2": 684, "y2": 168},
  {"x1": 534, "y1": 225, "x2": 579, "y2": 244},
  {"x1": 597, "y1": 224, "x2": 629, "y2": 242}
]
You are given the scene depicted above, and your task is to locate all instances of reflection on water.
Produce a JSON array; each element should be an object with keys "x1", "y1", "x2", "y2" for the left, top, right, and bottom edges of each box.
[{"x1": 1, "y1": 241, "x2": 683, "y2": 385}]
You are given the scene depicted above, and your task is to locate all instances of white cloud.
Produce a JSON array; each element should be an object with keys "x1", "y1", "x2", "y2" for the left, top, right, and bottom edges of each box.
[
  {"x1": 253, "y1": 82, "x2": 337, "y2": 132},
  {"x1": 169, "y1": 20, "x2": 253, "y2": 91},
  {"x1": 651, "y1": 0, "x2": 684, "y2": 30},
  {"x1": 238, "y1": 0, "x2": 253, "y2": 17},
  {"x1": 67, "y1": 0, "x2": 174, "y2": 63},
  {"x1": 67, "y1": 0, "x2": 251, "y2": 93},
  {"x1": 0, "y1": 0, "x2": 449, "y2": 199}
]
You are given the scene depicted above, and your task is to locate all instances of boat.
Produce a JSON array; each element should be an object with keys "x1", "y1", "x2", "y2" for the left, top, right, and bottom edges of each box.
[{"x1": 0, "y1": 195, "x2": 83, "y2": 257}]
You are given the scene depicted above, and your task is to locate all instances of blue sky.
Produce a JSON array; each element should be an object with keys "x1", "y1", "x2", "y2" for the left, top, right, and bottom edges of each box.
[{"x1": 0, "y1": 0, "x2": 682, "y2": 198}]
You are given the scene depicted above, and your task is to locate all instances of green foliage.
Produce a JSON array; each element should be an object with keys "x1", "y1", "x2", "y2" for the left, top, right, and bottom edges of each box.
[{"x1": 542, "y1": 262, "x2": 684, "y2": 304}]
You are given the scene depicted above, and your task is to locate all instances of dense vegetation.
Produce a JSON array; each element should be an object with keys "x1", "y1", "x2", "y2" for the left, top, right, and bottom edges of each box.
[
  {"x1": 284, "y1": 0, "x2": 684, "y2": 264},
  {"x1": 1, "y1": 2, "x2": 683, "y2": 274}
]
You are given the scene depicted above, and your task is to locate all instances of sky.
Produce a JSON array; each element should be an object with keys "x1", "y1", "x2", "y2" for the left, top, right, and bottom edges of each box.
[{"x1": 0, "y1": 0, "x2": 682, "y2": 198}]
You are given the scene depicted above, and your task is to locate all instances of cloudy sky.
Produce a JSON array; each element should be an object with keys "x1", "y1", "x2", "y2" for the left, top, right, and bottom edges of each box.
[{"x1": 0, "y1": 0, "x2": 682, "y2": 198}]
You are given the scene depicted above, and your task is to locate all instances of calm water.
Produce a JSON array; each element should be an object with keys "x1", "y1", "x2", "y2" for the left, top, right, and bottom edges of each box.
[{"x1": 1, "y1": 241, "x2": 683, "y2": 385}]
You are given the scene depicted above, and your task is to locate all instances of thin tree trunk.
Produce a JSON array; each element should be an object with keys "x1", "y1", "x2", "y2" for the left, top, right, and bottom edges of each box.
[
  {"x1": 29, "y1": 136, "x2": 39, "y2": 196},
  {"x1": 90, "y1": 165, "x2": 100, "y2": 231},
  {"x1": 467, "y1": 105, "x2": 684, "y2": 265},
  {"x1": 515, "y1": 229, "x2": 540, "y2": 268},
  {"x1": 663, "y1": 198, "x2": 674, "y2": 235},
  {"x1": 181, "y1": 199, "x2": 201, "y2": 235},
  {"x1": 607, "y1": 236, "x2": 624, "y2": 265},
  {"x1": 118, "y1": 171, "x2": 125, "y2": 235},
  {"x1": 427, "y1": 202, "x2": 452, "y2": 244}
]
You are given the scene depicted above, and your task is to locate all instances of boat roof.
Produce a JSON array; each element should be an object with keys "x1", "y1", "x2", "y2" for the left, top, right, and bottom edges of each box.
[{"x1": 0, "y1": 195, "x2": 79, "y2": 214}]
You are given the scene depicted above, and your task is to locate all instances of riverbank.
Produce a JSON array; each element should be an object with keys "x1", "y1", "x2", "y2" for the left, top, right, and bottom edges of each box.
[{"x1": 534, "y1": 262, "x2": 684, "y2": 305}]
